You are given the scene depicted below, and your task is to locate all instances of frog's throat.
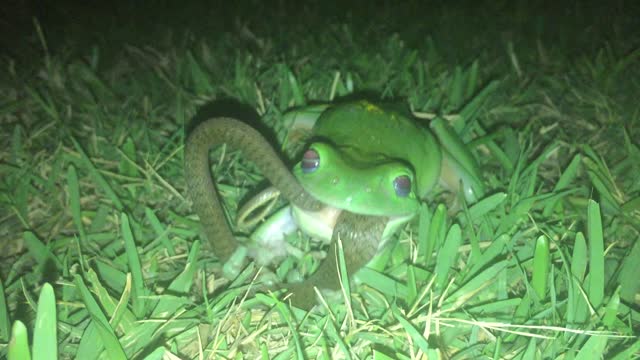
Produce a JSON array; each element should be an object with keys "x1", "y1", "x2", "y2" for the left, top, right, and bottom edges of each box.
[{"x1": 291, "y1": 205, "x2": 415, "y2": 243}]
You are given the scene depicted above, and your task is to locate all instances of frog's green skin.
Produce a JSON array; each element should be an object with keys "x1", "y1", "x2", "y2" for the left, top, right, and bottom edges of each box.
[
  {"x1": 285, "y1": 102, "x2": 484, "y2": 208},
  {"x1": 277, "y1": 101, "x2": 484, "y2": 241},
  {"x1": 185, "y1": 102, "x2": 484, "y2": 309}
]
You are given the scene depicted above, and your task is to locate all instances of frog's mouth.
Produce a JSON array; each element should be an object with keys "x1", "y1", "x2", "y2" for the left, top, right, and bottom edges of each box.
[
  {"x1": 291, "y1": 205, "x2": 342, "y2": 243},
  {"x1": 291, "y1": 204, "x2": 416, "y2": 244}
]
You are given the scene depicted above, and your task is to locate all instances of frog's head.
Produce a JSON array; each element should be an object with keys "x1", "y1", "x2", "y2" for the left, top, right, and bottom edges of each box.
[{"x1": 293, "y1": 142, "x2": 420, "y2": 217}]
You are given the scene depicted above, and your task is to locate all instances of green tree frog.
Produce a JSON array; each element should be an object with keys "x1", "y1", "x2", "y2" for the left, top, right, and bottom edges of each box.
[{"x1": 184, "y1": 100, "x2": 484, "y2": 309}]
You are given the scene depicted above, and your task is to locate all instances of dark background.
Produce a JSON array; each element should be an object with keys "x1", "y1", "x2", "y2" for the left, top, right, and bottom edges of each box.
[{"x1": 3, "y1": 0, "x2": 638, "y2": 63}]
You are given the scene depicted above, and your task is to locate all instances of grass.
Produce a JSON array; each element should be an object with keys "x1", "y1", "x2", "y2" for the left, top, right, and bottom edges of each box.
[{"x1": 1, "y1": 1, "x2": 639, "y2": 358}]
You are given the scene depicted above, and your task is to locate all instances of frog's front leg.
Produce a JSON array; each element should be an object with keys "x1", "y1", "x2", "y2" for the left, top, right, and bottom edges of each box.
[
  {"x1": 236, "y1": 187, "x2": 281, "y2": 231},
  {"x1": 224, "y1": 205, "x2": 299, "y2": 283},
  {"x1": 430, "y1": 117, "x2": 485, "y2": 203},
  {"x1": 286, "y1": 211, "x2": 387, "y2": 309},
  {"x1": 232, "y1": 188, "x2": 298, "y2": 274}
]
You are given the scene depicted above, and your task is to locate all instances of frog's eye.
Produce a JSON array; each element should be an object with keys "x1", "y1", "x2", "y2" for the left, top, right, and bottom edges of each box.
[
  {"x1": 393, "y1": 175, "x2": 412, "y2": 197},
  {"x1": 301, "y1": 149, "x2": 320, "y2": 173}
]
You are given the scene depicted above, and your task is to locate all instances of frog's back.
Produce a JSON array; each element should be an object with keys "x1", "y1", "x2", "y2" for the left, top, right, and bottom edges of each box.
[{"x1": 312, "y1": 101, "x2": 441, "y2": 197}]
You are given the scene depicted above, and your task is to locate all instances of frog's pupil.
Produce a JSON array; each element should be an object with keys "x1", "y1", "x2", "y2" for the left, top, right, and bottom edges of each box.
[
  {"x1": 393, "y1": 175, "x2": 411, "y2": 197},
  {"x1": 301, "y1": 149, "x2": 320, "y2": 173}
]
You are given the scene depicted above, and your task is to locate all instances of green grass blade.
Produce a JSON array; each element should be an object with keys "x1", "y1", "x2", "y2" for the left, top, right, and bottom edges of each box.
[
  {"x1": 467, "y1": 192, "x2": 507, "y2": 221},
  {"x1": 187, "y1": 50, "x2": 214, "y2": 94},
  {"x1": 449, "y1": 66, "x2": 464, "y2": 111},
  {"x1": 416, "y1": 203, "x2": 432, "y2": 260},
  {"x1": 8, "y1": 320, "x2": 31, "y2": 360},
  {"x1": 405, "y1": 265, "x2": 417, "y2": 305},
  {"x1": 582, "y1": 154, "x2": 620, "y2": 213},
  {"x1": 121, "y1": 212, "x2": 146, "y2": 318},
  {"x1": 85, "y1": 269, "x2": 135, "y2": 329},
  {"x1": 465, "y1": 234, "x2": 508, "y2": 280},
  {"x1": 622, "y1": 127, "x2": 640, "y2": 171},
  {"x1": 285, "y1": 66, "x2": 305, "y2": 107},
  {"x1": 571, "y1": 232, "x2": 588, "y2": 283},
  {"x1": 70, "y1": 137, "x2": 124, "y2": 211},
  {"x1": 531, "y1": 235, "x2": 550, "y2": 300},
  {"x1": 118, "y1": 137, "x2": 139, "y2": 198},
  {"x1": 445, "y1": 261, "x2": 507, "y2": 308},
  {"x1": 468, "y1": 127, "x2": 515, "y2": 174},
  {"x1": 522, "y1": 339, "x2": 537, "y2": 360},
  {"x1": 32, "y1": 283, "x2": 57, "y2": 360},
  {"x1": 167, "y1": 240, "x2": 200, "y2": 293},
  {"x1": 392, "y1": 305, "x2": 430, "y2": 353},
  {"x1": 25, "y1": 87, "x2": 59, "y2": 122},
  {"x1": 23, "y1": 231, "x2": 62, "y2": 270},
  {"x1": 141, "y1": 347, "x2": 168, "y2": 360},
  {"x1": 91, "y1": 206, "x2": 114, "y2": 236},
  {"x1": 465, "y1": 61, "x2": 479, "y2": 97},
  {"x1": 459, "y1": 79, "x2": 500, "y2": 122},
  {"x1": 543, "y1": 153, "x2": 582, "y2": 216},
  {"x1": 11, "y1": 125, "x2": 23, "y2": 164},
  {"x1": 144, "y1": 207, "x2": 176, "y2": 256},
  {"x1": 0, "y1": 278, "x2": 10, "y2": 342},
  {"x1": 512, "y1": 294, "x2": 531, "y2": 324},
  {"x1": 506, "y1": 147, "x2": 525, "y2": 203},
  {"x1": 336, "y1": 237, "x2": 352, "y2": 306},
  {"x1": 587, "y1": 200, "x2": 604, "y2": 308},
  {"x1": 325, "y1": 319, "x2": 351, "y2": 360},
  {"x1": 435, "y1": 224, "x2": 461, "y2": 290},
  {"x1": 74, "y1": 275, "x2": 127, "y2": 360},
  {"x1": 372, "y1": 350, "x2": 395, "y2": 360},
  {"x1": 617, "y1": 238, "x2": 640, "y2": 303},
  {"x1": 67, "y1": 164, "x2": 87, "y2": 246},
  {"x1": 568, "y1": 232, "x2": 589, "y2": 327},
  {"x1": 422, "y1": 203, "x2": 446, "y2": 266},
  {"x1": 621, "y1": 196, "x2": 640, "y2": 214},
  {"x1": 602, "y1": 288, "x2": 620, "y2": 328},
  {"x1": 271, "y1": 302, "x2": 304, "y2": 359},
  {"x1": 114, "y1": 258, "x2": 201, "y2": 357},
  {"x1": 358, "y1": 267, "x2": 406, "y2": 297},
  {"x1": 609, "y1": 338, "x2": 640, "y2": 360},
  {"x1": 575, "y1": 333, "x2": 607, "y2": 360}
]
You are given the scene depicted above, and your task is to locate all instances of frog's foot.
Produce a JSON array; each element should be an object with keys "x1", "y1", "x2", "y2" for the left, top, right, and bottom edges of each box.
[
  {"x1": 237, "y1": 187, "x2": 281, "y2": 231},
  {"x1": 246, "y1": 206, "x2": 298, "y2": 265}
]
